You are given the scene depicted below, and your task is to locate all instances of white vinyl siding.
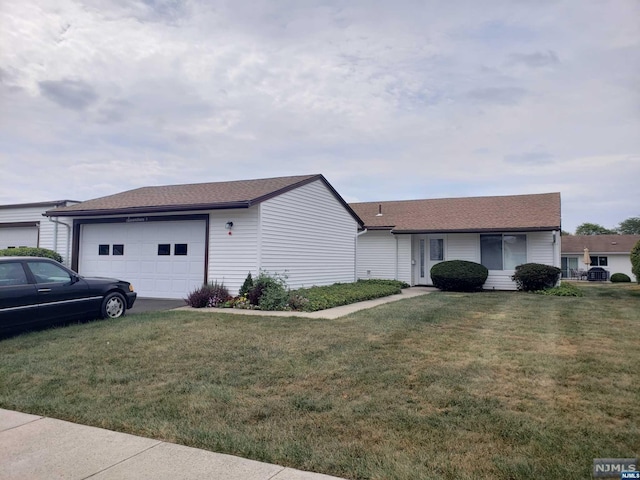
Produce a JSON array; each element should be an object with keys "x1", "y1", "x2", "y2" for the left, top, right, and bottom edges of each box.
[
  {"x1": 208, "y1": 208, "x2": 260, "y2": 294},
  {"x1": 0, "y1": 204, "x2": 74, "y2": 265},
  {"x1": 446, "y1": 234, "x2": 478, "y2": 262},
  {"x1": 564, "y1": 252, "x2": 636, "y2": 282},
  {"x1": 260, "y1": 180, "x2": 358, "y2": 289},
  {"x1": 527, "y1": 231, "x2": 555, "y2": 265},
  {"x1": 356, "y1": 230, "x2": 397, "y2": 280},
  {"x1": 605, "y1": 254, "x2": 636, "y2": 281}
]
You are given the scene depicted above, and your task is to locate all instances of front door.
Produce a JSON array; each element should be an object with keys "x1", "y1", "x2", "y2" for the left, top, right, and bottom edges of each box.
[{"x1": 417, "y1": 236, "x2": 446, "y2": 284}]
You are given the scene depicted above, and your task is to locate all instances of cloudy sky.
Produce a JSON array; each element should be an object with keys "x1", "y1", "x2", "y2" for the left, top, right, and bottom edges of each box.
[{"x1": 1, "y1": 0, "x2": 638, "y2": 233}]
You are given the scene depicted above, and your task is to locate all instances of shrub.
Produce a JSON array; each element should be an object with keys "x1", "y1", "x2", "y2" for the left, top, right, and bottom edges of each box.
[
  {"x1": 239, "y1": 272, "x2": 254, "y2": 297},
  {"x1": 185, "y1": 281, "x2": 230, "y2": 308},
  {"x1": 631, "y1": 239, "x2": 640, "y2": 284},
  {"x1": 429, "y1": 260, "x2": 488, "y2": 292},
  {"x1": 0, "y1": 247, "x2": 63, "y2": 263},
  {"x1": 610, "y1": 273, "x2": 631, "y2": 283},
  {"x1": 535, "y1": 283, "x2": 583, "y2": 297},
  {"x1": 292, "y1": 279, "x2": 403, "y2": 312},
  {"x1": 247, "y1": 271, "x2": 290, "y2": 310},
  {"x1": 358, "y1": 278, "x2": 410, "y2": 289},
  {"x1": 511, "y1": 263, "x2": 562, "y2": 292}
]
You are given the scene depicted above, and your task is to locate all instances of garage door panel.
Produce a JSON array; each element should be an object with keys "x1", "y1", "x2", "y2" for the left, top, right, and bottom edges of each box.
[
  {"x1": 141, "y1": 261, "x2": 156, "y2": 273},
  {"x1": 0, "y1": 227, "x2": 38, "y2": 249},
  {"x1": 79, "y1": 220, "x2": 206, "y2": 299},
  {"x1": 172, "y1": 263, "x2": 188, "y2": 274}
]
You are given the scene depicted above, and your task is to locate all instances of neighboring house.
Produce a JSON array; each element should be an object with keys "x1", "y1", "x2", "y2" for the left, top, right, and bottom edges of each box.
[
  {"x1": 0, "y1": 200, "x2": 79, "y2": 264},
  {"x1": 350, "y1": 193, "x2": 561, "y2": 290},
  {"x1": 561, "y1": 235, "x2": 640, "y2": 281},
  {"x1": 45, "y1": 175, "x2": 363, "y2": 299}
]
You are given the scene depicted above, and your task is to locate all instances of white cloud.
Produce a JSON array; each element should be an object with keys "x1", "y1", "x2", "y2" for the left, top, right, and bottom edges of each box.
[{"x1": 0, "y1": 0, "x2": 639, "y2": 232}]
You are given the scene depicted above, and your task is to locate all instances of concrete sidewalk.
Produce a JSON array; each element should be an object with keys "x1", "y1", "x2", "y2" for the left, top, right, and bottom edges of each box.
[
  {"x1": 177, "y1": 287, "x2": 436, "y2": 319},
  {"x1": 0, "y1": 409, "x2": 346, "y2": 480}
]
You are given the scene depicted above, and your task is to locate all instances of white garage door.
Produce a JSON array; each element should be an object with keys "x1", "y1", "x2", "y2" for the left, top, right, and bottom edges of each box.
[
  {"x1": 79, "y1": 220, "x2": 206, "y2": 299},
  {"x1": 0, "y1": 226, "x2": 38, "y2": 249}
]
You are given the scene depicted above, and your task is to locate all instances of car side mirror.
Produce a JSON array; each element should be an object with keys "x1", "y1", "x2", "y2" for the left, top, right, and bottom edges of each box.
[{"x1": 70, "y1": 274, "x2": 80, "y2": 284}]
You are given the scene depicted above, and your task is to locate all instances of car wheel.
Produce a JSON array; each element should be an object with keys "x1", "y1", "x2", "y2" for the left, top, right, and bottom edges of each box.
[{"x1": 101, "y1": 292, "x2": 126, "y2": 319}]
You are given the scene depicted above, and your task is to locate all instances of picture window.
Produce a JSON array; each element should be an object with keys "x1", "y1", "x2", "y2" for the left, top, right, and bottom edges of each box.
[{"x1": 590, "y1": 256, "x2": 608, "y2": 267}]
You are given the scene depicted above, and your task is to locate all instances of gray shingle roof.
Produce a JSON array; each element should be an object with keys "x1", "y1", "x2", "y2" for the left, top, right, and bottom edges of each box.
[
  {"x1": 46, "y1": 174, "x2": 335, "y2": 217},
  {"x1": 350, "y1": 192, "x2": 561, "y2": 232},
  {"x1": 561, "y1": 235, "x2": 640, "y2": 254}
]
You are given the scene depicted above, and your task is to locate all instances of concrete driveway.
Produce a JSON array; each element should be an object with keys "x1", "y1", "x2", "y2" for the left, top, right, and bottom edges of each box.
[{"x1": 128, "y1": 298, "x2": 187, "y2": 315}]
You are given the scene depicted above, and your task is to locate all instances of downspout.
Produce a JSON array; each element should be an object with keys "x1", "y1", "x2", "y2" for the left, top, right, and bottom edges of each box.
[
  {"x1": 355, "y1": 228, "x2": 367, "y2": 281},
  {"x1": 48, "y1": 217, "x2": 71, "y2": 266}
]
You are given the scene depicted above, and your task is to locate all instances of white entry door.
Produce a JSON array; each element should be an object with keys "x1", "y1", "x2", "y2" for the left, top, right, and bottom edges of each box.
[{"x1": 418, "y1": 235, "x2": 446, "y2": 284}]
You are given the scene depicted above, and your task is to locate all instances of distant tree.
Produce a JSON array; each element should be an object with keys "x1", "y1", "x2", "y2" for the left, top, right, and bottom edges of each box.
[
  {"x1": 574, "y1": 223, "x2": 617, "y2": 235},
  {"x1": 617, "y1": 217, "x2": 640, "y2": 235},
  {"x1": 561, "y1": 230, "x2": 572, "y2": 236}
]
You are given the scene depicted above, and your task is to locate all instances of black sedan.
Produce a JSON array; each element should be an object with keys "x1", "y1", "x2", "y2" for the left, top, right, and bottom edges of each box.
[{"x1": 0, "y1": 256, "x2": 136, "y2": 337}]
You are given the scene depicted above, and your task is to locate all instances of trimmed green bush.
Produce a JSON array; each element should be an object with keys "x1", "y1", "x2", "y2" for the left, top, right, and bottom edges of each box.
[
  {"x1": 292, "y1": 279, "x2": 403, "y2": 312},
  {"x1": 631, "y1": 239, "x2": 640, "y2": 284},
  {"x1": 429, "y1": 260, "x2": 488, "y2": 292},
  {"x1": 357, "y1": 278, "x2": 410, "y2": 289},
  {"x1": 0, "y1": 247, "x2": 63, "y2": 263},
  {"x1": 511, "y1": 263, "x2": 562, "y2": 292},
  {"x1": 610, "y1": 273, "x2": 631, "y2": 283},
  {"x1": 535, "y1": 283, "x2": 583, "y2": 297}
]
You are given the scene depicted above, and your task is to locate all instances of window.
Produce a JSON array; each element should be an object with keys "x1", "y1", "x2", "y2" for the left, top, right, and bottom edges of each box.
[
  {"x1": 113, "y1": 244, "x2": 124, "y2": 256},
  {"x1": 430, "y1": 239, "x2": 444, "y2": 261},
  {"x1": 158, "y1": 244, "x2": 171, "y2": 256},
  {"x1": 480, "y1": 234, "x2": 527, "y2": 270},
  {"x1": 561, "y1": 257, "x2": 578, "y2": 278},
  {"x1": 0, "y1": 262, "x2": 28, "y2": 286},
  {"x1": 99, "y1": 244, "x2": 110, "y2": 255},
  {"x1": 420, "y1": 239, "x2": 425, "y2": 277},
  {"x1": 174, "y1": 244, "x2": 188, "y2": 256},
  {"x1": 590, "y1": 256, "x2": 608, "y2": 266},
  {"x1": 27, "y1": 261, "x2": 72, "y2": 284}
]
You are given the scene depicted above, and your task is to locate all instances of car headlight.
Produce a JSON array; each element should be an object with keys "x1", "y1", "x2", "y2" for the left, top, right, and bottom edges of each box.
[{"x1": 129, "y1": 284, "x2": 135, "y2": 292}]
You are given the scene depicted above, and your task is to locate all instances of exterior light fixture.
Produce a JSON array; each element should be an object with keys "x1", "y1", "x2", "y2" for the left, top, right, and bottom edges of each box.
[{"x1": 225, "y1": 221, "x2": 233, "y2": 230}]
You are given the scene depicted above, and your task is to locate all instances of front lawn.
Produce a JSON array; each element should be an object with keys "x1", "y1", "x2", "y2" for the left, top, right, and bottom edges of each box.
[{"x1": 1, "y1": 283, "x2": 638, "y2": 479}]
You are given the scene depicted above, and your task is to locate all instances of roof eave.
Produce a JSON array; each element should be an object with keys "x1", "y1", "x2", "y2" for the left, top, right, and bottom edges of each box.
[
  {"x1": 45, "y1": 201, "x2": 251, "y2": 217},
  {"x1": 389, "y1": 226, "x2": 561, "y2": 234}
]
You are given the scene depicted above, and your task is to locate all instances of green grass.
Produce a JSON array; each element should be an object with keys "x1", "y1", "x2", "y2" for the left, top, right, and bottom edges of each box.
[{"x1": 1, "y1": 282, "x2": 638, "y2": 479}]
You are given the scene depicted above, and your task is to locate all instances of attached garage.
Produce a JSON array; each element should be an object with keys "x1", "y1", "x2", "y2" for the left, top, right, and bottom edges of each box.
[
  {"x1": 0, "y1": 223, "x2": 39, "y2": 249},
  {"x1": 45, "y1": 174, "x2": 363, "y2": 299},
  {"x1": 77, "y1": 217, "x2": 207, "y2": 299}
]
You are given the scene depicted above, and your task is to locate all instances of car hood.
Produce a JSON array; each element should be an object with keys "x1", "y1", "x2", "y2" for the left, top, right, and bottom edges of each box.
[{"x1": 82, "y1": 276, "x2": 131, "y2": 285}]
